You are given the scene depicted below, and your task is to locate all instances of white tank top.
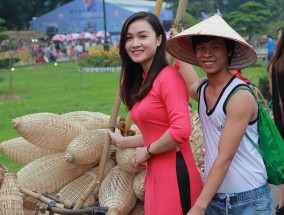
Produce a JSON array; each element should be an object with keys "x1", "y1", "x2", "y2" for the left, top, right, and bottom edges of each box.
[{"x1": 199, "y1": 77, "x2": 267, "y2": 193}]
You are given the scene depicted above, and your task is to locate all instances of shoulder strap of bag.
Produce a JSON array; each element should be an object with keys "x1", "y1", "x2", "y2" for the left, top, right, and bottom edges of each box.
[{"x1": 225, "y1": 87, "x2": 276, "y2": 169}]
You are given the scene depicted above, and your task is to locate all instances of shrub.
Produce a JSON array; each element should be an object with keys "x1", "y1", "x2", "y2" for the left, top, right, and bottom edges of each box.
[
  {"x1": 78, "y1": 45, "x2": 121, "y2": 67},
  {"x1": 258, "y1": 76, "x2": 271, "y2": 101},
  {"x1": 0, "y1": 57, "x2": 20, "y2": 69}
]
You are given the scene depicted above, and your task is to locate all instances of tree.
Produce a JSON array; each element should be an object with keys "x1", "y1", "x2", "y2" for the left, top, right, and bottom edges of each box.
[
  {"x1": 0, "y1": 17, "x2": 20, "y2": 98},
  {"x1": 224, "y1": 1, "x2": 270, "y2": 39},
  {"x1": 0, "y1": 18, "x2": 8, "y2": 43},
  {"x1": 0, "y1": 0, "x2": 73, "y2": 30},
  {"x1": 166, "y1": 0, "x2": 215, "y2": 20},
  {"x1": 266, "y1": 0, "x2": 284, "y2": 22}
]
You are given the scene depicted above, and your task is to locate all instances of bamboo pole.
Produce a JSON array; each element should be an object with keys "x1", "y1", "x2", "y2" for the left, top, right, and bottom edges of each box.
[
  {"x1": 20, "y1": 187, "x2": 69, "y2": 209},
  {"x1": 168, "y1": 0, "x2": 188, "y2": 65},
  {"x1": 37, "y1": 202, "x2": 107, "y2": 215},
  {"x1": 154, "y1": 0, "x2": 164, "y2": 16}
]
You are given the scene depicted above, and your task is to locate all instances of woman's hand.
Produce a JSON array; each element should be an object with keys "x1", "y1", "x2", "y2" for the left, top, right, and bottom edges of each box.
[
  {"x1": 134, "y1": 146, "x2": 151, "y2": 167},
  {"x1": 107, "y1": 128, "x2": 125, "y2": 148}
]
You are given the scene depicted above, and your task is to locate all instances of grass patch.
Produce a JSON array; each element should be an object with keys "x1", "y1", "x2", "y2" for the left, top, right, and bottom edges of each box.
[{"x1": 0, "y1": 60, "x2": 268, "y2": 172}]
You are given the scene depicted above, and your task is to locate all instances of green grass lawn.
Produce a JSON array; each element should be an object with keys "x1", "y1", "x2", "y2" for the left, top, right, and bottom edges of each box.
[{"x1": 0, "y1": 60, "x2": 268, "y2": 172}]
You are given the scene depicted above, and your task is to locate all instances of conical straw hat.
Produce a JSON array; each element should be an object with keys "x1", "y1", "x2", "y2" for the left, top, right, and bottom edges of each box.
[{"x1": 166, "y1": 13, "x2": 257, "y2": 70}]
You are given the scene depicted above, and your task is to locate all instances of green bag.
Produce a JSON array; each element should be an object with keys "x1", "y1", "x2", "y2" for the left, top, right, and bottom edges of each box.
[{"x1": 226, "y1": 87, "x2": 284, "y2": 185}]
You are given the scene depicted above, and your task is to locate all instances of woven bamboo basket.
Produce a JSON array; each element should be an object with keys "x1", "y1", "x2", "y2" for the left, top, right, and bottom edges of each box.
[
  {"x1": 190, "y1": 113, "x2": 205, "y2": 179},
  {"x1": 129, "y1": 200, "x2": 144, "y2": 215},
  {"x1": 23, "y1": 196, "x2": 53, "y2": 215},
  {"x1": 116, "y1": 148, "x2": 145, "y2": 173},
  {"x1": 62, "y1": 111, "x2": 105, "y2": 124},
  {"x1": 109, "y1": 144, "x2": 118, "y2": 164},
  {"x1": 64, "y1": 129, "x2": 107, "y2": 165},
  {"x1": 99, "y1": 166, "x2": 137, "y2": 215},
  {"x1": 11, "y1": 112, "x2": 87, "y2": 151},
  {"x1": 62, "y1": 111, "x2": 120, "y2": 131},
  {"x1": 133, "y1": 169, "x2": 145, "y2": 201},
  {"x1": 23, "y1": 208, "x2": 54, "y2": 215},
  {"x1": 22, "y1": 194, "x2": 38, "y2": 212},
  {"x1": 0, "y1": 173, "x2": 24, "y2": 215},
  {"x1": 130, "y1": 124, "x2": 141, "y2": 135},
  {"x1": 0, "y1": 137, "x2": 63, "y2": 166},
  {"x1": 17, "y1": 153, "x2": 95, "y2": 193},
  {"x1": 58, "y1": 159, "x2": 115, "y2": 206},
  {"x1": 0, "y1": 164, "x2": 8, "y2": 186},
  {"x1": 0, "y1": 195, "x2": 24, "y2": 215},
  {"x1": 0, "y1": 173, "x2": 22, "y2": 195},
  {"x1": 81, "y1": 112, "x2": 112, "y2": 130}
]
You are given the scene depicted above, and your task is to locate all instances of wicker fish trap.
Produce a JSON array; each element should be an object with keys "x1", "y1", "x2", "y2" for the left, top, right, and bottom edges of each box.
[
  {"x1": 22, "y1": 194, "x2": 38, "y2": 212},
  {"x1": 11, "y1": 112, "x2": 87, "y2": 151},
  {"x1": 190, "y1": 113, "x2": 205, "y2": 178},
  {"x1": 109, "y1": 144, "x2": 118, "y2": 164},
  {"x1": 133, "y1": 170, "x2": 146, "y2": 201},
  {"x1": 81, "y1": 112, "x2": 112, "y2": 130},
  {"x1": 23, "y1": 208, "x2": 54, "y2": 215},
  {"x1": 130, "y1": 124, "x2": 141, "y2": 135},
  {"x1": 62, "y1": 111, "x2": 118, "y2": 131},
  {"x1": 116, "y1": 148, "x2": 145, "y2": 173},
  {"x1": 0, "y1": 164, "x2": 8, "y2": 187},
  {"x1": 99, "y1": 166, "x2": 137, "y2": 215},
  {"x1": 0, "y1": 137, "x2": 63, "y2": 166},
  {"x1": 0, "y1": 195, "x2": 24, "y2": 215},
  {"x1": 17, "y1": 153, "x2": 95, "y2": 193},
  {"x1": 64, "y1": 129, "x2": 107, "y2": 165},
  {"x1": 0, "y1": 173, "x2": 21, "y2": 195},
  {"x1": 129, "y1": 200, "x2": 144, "y2": 215},
  {"x1": 62, "y1": 111, "x2": 105, "y2": 124},
  {"x1": 0, "y1": 173, "x2": 24, "y2": 215},
  {"x1": 58, "y1": 159, "x2": 115, "y2": 206}
]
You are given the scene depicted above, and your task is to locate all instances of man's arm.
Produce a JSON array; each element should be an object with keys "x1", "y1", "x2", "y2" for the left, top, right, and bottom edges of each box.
[
  {"x1": 169, "y1": 28, "x2": 200, "y2": 100},
  {"x1": 178, "y1": 60, "x2": 200, "y2": 100}
]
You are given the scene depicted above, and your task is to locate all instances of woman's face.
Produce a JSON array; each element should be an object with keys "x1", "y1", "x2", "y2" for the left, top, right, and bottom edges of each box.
[{"x1": 125, "y1": 19, "x2": 162, "y2": 72}]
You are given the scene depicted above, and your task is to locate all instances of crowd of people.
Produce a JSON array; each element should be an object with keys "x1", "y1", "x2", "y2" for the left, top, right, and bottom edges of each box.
[
  {"x1": 31, "y1": 37, "x2": 114, "y2": 64},
  {"x1": 105, "y1": 11, "x2": 284, "y2": 215}
]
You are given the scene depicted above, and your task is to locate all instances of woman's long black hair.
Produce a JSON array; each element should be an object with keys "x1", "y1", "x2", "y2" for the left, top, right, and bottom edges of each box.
[
  {"x1": 268, "y1": 27, "x2": 284, "y2": 75},
  {"x1": 119, "y1": 11, "x2": 168, "y2": 110}
]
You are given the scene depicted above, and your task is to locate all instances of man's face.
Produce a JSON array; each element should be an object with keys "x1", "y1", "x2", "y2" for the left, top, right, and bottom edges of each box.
[{"x1": 195, "y1": 38, "x2": 229, "y2": 74}]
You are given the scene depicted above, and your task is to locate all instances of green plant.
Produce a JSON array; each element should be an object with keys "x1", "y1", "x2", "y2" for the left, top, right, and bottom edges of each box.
[
  {"x1": 0, "y1": 57, "x2": 20, "y2": 69},
  {"x1": 258, "y1": 76, "x2": 271, "y2": 101}
]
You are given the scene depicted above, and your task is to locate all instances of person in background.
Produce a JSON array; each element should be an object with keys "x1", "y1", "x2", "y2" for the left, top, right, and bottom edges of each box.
[
  {"x1": 267, "y1": 26, "x2": 284, "y2": 215},
  {"x1": 230, "y1": 69, "x2": 252, "y2": 85},
  {"x1": 230, "y1": 69, "x2": 254, "y2": 89},
  {"x1": 107, "y1": 11, "x2": 202, "y2": 215},
  {"x1": 267, "y1": 35, "x2": 276, "y2": 62},
  {"x1": 167, "y1": 13, "x2": 272, "y2": 215}
]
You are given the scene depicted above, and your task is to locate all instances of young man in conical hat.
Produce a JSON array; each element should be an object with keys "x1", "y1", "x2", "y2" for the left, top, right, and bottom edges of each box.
[{"x1": 166, "y1": 13, "x2": 272, "y2": 215}]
